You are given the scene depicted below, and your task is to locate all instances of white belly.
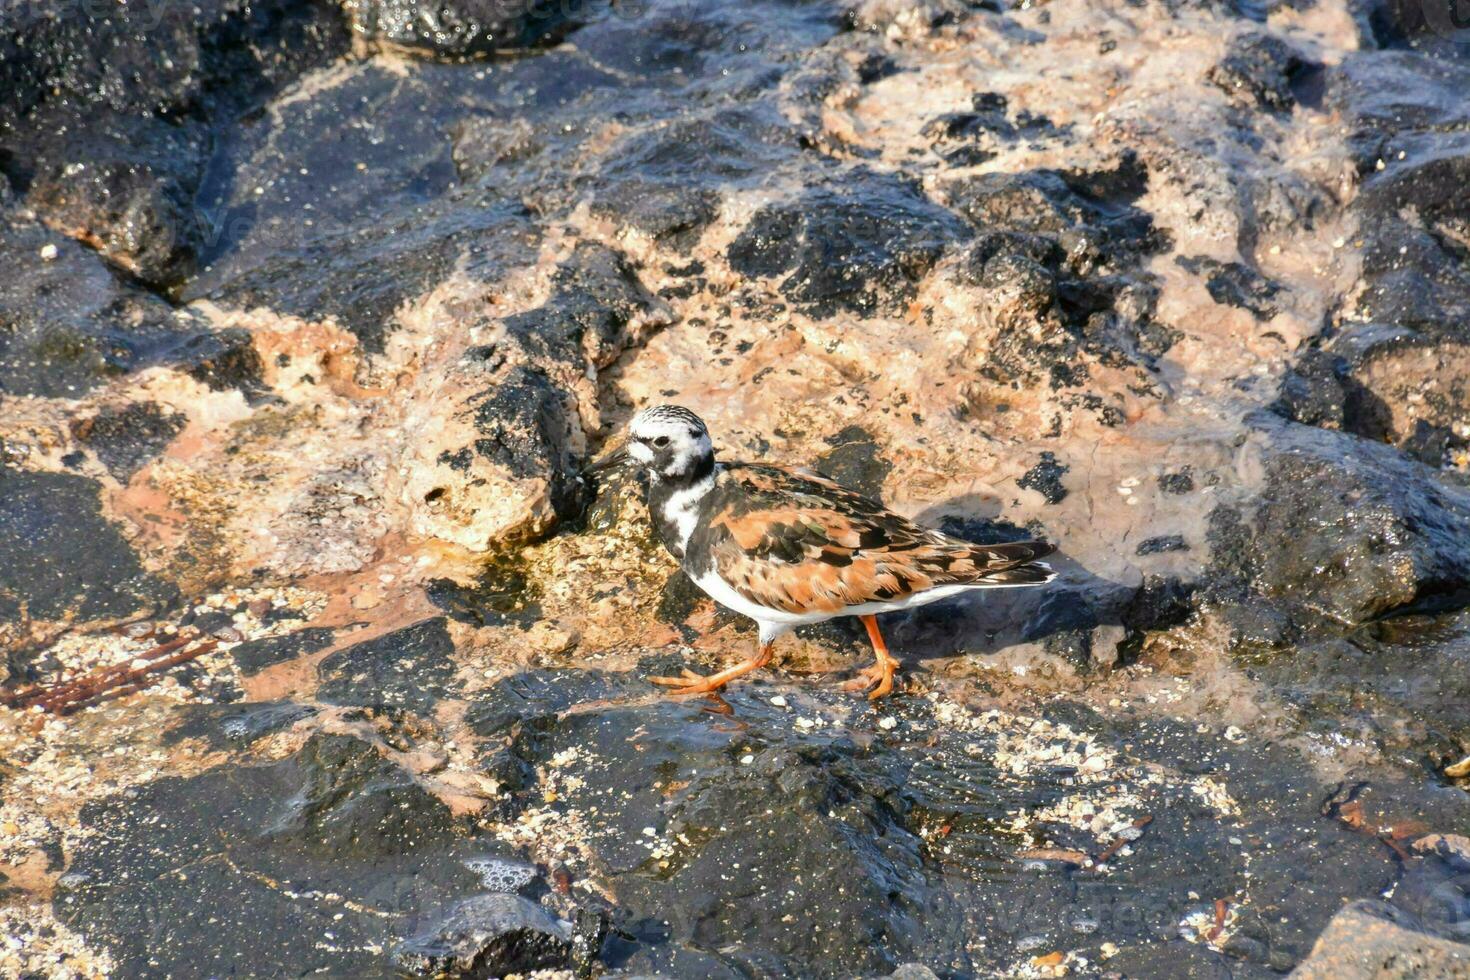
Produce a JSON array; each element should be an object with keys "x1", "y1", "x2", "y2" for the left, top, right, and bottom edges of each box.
[{"x1": 688, "y1": 568, "x2": 1051, "y2": 643}]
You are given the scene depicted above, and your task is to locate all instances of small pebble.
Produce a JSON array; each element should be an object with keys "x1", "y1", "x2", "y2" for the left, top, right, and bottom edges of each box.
[
  {"x1": 39, "y1": 243, "x2": 58, "y2": 261},
  {"x1": 878, "y1": 716, "x2": 897, "y2": 731}
]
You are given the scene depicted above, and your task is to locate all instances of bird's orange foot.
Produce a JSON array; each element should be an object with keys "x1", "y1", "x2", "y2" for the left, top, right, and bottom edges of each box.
[
  {"x1": 842, "y1": 658, "x2": 898, "y2": 700},
  {"x1": 649, "y1": 643, "x2": 774, "y2": 697},
  {"x1": 648, "y1": 668, "x2": 729, "y2": 697}
]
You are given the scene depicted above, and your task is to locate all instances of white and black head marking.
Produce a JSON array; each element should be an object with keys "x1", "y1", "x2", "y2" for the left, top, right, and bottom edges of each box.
[{"x1": 627, "y1": 405, "x2": 715, "y2": 482}]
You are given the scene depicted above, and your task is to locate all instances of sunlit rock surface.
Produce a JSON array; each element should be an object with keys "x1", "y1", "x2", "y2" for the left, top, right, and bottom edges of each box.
[{"x1": 3, "y1": 0, "x2": 1470, "y2": 974}]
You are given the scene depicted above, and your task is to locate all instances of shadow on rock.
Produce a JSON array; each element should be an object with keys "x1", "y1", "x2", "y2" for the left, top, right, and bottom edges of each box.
[{"x1": 888, "y1": 493, "x2": 1194, "y2": 674}]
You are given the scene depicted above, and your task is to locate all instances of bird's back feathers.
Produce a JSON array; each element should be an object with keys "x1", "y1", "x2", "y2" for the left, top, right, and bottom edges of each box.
[{"x1": 684, "y1": 463, "x2": 1056, "y2": 616}]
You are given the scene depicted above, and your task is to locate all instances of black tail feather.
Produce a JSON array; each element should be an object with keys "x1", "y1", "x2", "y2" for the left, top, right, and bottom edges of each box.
[
  {"x1": 974, "y1": 539, "x2": 1056, "y2": 566},
  {"x1": 954, "y1": 539, "x2": 1056, "y2": 586},
  {"x1": 977, "y1": 561, "x2": 1055, "y2": 586}
]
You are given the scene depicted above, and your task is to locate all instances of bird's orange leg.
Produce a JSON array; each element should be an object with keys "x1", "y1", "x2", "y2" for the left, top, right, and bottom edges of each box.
[
  {"x1": 650, "y1": 641, "x2": 774, "y2": 696},
  {"x1": 842, "y1": 614, "x2": 899, "y2": 700}
]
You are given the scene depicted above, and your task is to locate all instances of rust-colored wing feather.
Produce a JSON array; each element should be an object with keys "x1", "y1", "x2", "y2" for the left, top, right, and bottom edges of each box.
[{"x1": 695, "y1": 463, "x2": 1054, "y2": 615}]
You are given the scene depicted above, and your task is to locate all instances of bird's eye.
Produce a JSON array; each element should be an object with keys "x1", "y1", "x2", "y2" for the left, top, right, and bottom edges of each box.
[{"x1": 652, "y1": 436, "x2": 671, "y2": 448}]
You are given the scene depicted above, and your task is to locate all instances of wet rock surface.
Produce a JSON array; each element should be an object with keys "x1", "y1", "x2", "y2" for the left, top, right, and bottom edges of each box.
[
  {"x1": 342, "y1": 0, "x2": 575, "y2": 56},
  {"x1": 1, "y1": 0, "x2": 349, "y2": 291},
  {"x1": 3, "y1": 0, "x2": 1470, "y2": 975},
  {"x1": 728, "y1": 170, "x2": 967, "y2": 317},
  {"x1": 1291, "y1": 900, "x2": 1470, "y2": 978},
  {"x1": 0, "y1": 220, "x2": 216, "y2": 398},
  {"x1": 55, "y1": 733, "x2": 523, "y2": 978},
  {"x1": 316, "y1": 617, "x2": 457, "y2": 713},
  {"x1": 1210, "y1": 419, "x2": 1470, "y2": 627},
  {"x1": 392, "y1": 892, "x2": 572, "y2": 976},
  {"x1": 467, "y1": 672, "x2": 1409, "y2": 976},
  {"x1": 0, "y1": 470, "x2": 173, "y2": 641},
  {"x1": 70, "y1": 402, "x2": 187, "y2": 483}
]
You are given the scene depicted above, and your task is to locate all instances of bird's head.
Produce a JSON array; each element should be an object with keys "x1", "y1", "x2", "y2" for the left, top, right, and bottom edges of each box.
[{"x1": 587, "y1": 405, "x2": 715, "y2": 483}]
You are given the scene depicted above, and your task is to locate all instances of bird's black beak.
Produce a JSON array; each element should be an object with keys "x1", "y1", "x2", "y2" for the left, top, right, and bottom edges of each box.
[{"x1": 583, "y1": 444, "x2": 629, "y2": 476}]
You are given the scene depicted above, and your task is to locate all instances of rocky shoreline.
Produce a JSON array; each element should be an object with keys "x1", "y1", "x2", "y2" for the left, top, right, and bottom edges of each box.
[{"x1": 2, "y1": 0, "x2": 1469, "y2": 975}]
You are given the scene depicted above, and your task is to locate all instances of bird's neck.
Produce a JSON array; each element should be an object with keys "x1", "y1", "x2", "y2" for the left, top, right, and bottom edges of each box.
[
  {"x1": 654, "y1": 449, "x2": 715, "y2": 490},
  {"x1": 648, "y1": 452, "x2": 717, "y2": 561}
]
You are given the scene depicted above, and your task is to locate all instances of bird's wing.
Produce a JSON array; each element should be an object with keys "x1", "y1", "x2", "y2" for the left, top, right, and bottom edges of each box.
[{"x1": 696, "y1": 463, "x2": 1054, "y2": 615}]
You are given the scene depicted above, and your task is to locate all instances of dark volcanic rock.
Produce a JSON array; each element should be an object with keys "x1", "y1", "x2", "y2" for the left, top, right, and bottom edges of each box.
[
  {"x1": 601, "y1": 109, "x2": 798, "y2": 184},
  {"x1": 728, "y1": 171, "x2": 967, "y2": 317},
  {"x1": 1334, "y1": 55, "x2": 1470, "y2": 346},
  {"x1": 1122, "y1": 575, "x2": 1197, "y2": 633},
  {"x1": 164, "y1": 699, "x2": 319, "y2": 749},
  {"x1": 505, "y1": 241, "x2": 664, "y2": 370},
  {"x1": 450, "y1": 114, "x2": 546, "y2": 182},
  {"x1": 232, "y1": 626, "x2": 337, "y2": 676},
  {"x1": 404, "y1": 241, "x2": 663, "y2": 548},
  {"x1": 1251, "y1": 607, "x2": 1470, "y2": 768},
  {"x1": 1018, "y1": 575, "x2": 1193, "y2": 671},
  {"x1": 171, "y1": 326, "x2": 267, "y2": 392},
  {"x1": 469, "y1": 365, "x2": 585, "y2": 515},
  {"x1": 587, "y1": 108, "x2": 799, "y2": 249},
  {"x1": 426, "y1": 559, "x2": 539, "y2": 628},
  {"x1": 317, "y1": 617, "x2": 457, "y2": 713},
  {"x1": 57, "y1": 734, "x2": 512, "y2": 977},
  {"x1": 1328, "y1": 323, "x2": 1470, "y2": 466},
  {"x1": 1273, "y1": 348, "x2": 1351, "y2": 431},
  {"x1": 0, "y1": 191, "x2": 270, "y2": 399},
  {"x1": 946, "y1": 156, "x2": 1176, "y2": 391},
  {"x1": 503, "y1": 693, "x2": 938, "y2": 976},
  {"x1": 392, "y1": 893, "x2": 572, "y2": 976},
  {"x1": 71, "y1": 402, "x2": 187, "y2": 483},
  {"x1": 920, "y1": 92, "x2": 1060, "y2": 166},
  {"x1": 341, "y1": 0, "x2": 575, "y2": 56},
  {"x1": 1208, "y1": 30, "x2": 1314, "y2": 110},
  {"x1": 1024, "y1": 587, "x2": 1103, "y2": 667},
  {"x1": 0, "y1": 469, "x2": 174, "y2": 627},
  {"x1": 1158, "y1": 468, "x2": 1196, "y2": 494},
  {"x1": 1270, "y1": 335, "x2": 1467, "y2": 469},
  {"x1": 1306, "y1": 52, "x2": 1470, "y2": 468},
  {"x1": 203, "y1": 196, "x2": 539, "y2": 354},
  {"x1": 814, "y1": 425, "x2": 892, "y2": 498},
  {"x1": 471, "y1": 670, "x2": 1398, "y2": 976},
  {"x1": 1137, "y1": 534, "x2": 1189, "y2": 555},
  {"x1": 1225, "y1": 419, "x2": 1470, "y2": 625},
  {"x1": 0, "y1": 222, "x2": 183, "y2": 397},
  {"x1": 0, "y1": 0, "x2": 346, "y2": 128},
  {"x1": 1, "y1": 0, "x2": 349, "y2": 288},
  {"x1": 23, "y1": 118, "x2": 210, "y2": 290},
  {"x1": 1017, "y1": 451, "x2": 1069, "y2": 504},
  {"x1": 1177, "y1": 254, "x2": 1281, "y2": 319},
  {"x1": 465, "y1": 668, "x2": 645, "y2": 737},
  {"x1": 591, "y1": 180, "x2": 721, "y2": 250},
  {"x1": 945, "y1": 157, "x2": 1163, "y2": 271},
  {"x1": 569, "y1": 0, "x2": 836, "y2": 83}
]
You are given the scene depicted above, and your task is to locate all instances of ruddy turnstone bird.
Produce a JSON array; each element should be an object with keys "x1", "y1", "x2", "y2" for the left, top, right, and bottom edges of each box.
[{"x1": 588, "y1": 405, "x2": 1056, "y2": 699}]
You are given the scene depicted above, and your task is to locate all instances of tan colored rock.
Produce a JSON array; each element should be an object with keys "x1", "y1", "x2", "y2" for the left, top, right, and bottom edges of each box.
[
  {"x1": 1290, "y1": 901, "x2": 1470, "y2": 980},
  {"x1": 396, "y1": 347, "x2": 585, "y2": 551},
  {"x1": 1413, "y1": 833, "x2": 1470, "y2": 866}
]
